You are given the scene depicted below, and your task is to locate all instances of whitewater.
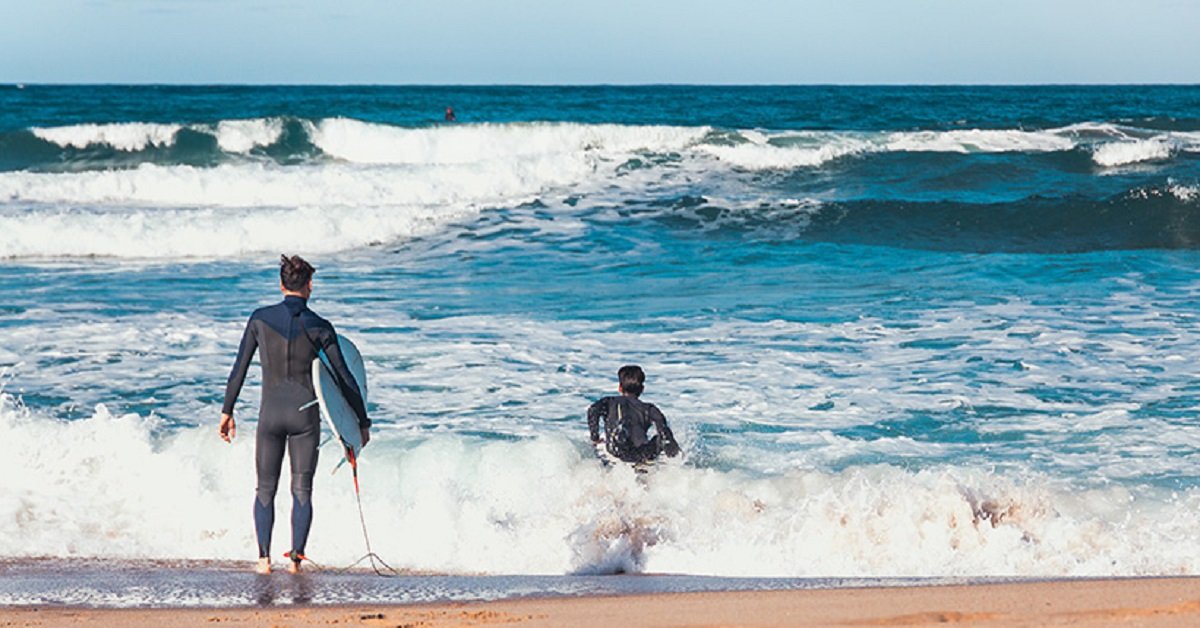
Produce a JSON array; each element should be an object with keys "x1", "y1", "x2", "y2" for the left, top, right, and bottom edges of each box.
[{"x1": 1, "y1": 84, "x2": 1199, "y2": 580}]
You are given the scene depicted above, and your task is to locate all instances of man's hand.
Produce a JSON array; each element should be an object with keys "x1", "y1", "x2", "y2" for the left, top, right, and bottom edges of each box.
[
  {"x1": 219, "y1": 413, "x2": 236, "y2": 443},
  {"x1": 360, "y1": 427, "x2": 370, "y2": 447}
]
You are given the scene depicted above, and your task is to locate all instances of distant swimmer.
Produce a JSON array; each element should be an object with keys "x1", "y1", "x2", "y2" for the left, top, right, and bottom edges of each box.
[
  {"x1": 444, "y1": 106, "x2": 457, "y2": 122},
  {"x1": 219, "y1": 255, "x2": 370, "y2": 575},
  {"x1": 588, "y1": 365, "x2": 681, "y2": 464}
]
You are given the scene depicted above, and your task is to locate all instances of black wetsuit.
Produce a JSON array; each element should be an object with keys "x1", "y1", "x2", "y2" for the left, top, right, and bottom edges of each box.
[
  {"x1": 588, "y1": 395, "x2": 680, "y2": 463},
  {"x1": 222, "y1": 295, "x2": 368, "y2": 559}
]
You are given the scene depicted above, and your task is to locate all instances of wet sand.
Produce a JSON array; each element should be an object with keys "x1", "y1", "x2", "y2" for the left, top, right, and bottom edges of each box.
[{"x1": 2, "y1": 577, "x2": 1198, "y2": 627}]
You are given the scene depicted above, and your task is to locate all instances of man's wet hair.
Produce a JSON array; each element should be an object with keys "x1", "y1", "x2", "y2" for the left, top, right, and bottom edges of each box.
[
  {"x1": 618, "y1": 365, "x2": 645, "y2": 397},
  {"x1": 280, "y1": 254, "x2": 315, "y2": 292}
]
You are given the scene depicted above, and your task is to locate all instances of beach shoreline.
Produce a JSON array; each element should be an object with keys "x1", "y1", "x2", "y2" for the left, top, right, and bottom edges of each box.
[{"x1": 2, "y1": 577, "x2": 1198, "y2": 626}]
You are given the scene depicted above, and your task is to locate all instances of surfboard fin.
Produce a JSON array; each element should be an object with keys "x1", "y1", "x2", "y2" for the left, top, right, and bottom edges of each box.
[{"x1": 331, "y1": 456, "x2": 349, "y2": 475}]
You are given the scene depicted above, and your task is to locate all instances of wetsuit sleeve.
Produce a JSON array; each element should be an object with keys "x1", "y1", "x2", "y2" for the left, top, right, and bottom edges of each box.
[
  {"x1": 587, "y1": 398, "x2": 607, "y2": 442},
  {"x1": 649, "y1": 404, "x2": 681, "y2": 456},
  {"x1": 222, "y1": 317, "x2": 258, "y2": 415},
  {"x1": 318, "y1": 325, "x2": 370, "y2": 429}
]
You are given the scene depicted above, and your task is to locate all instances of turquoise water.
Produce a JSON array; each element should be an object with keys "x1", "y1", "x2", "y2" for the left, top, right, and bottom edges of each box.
[{"x1": 1, "y1": 85, "x2": 1199, "y2": 577}]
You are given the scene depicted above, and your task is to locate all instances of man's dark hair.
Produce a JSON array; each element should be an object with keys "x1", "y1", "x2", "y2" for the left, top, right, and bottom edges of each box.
[
  {"x1": 618, "y1": 365, "x2": 645, "y2": 397},
  {"x1": 280, "y1": 254, "x2": 315, "y2": 292}
]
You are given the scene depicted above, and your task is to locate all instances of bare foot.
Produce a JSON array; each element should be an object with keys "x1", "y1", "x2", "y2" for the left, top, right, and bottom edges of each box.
[
  {"x1": 288, "y1": 559, "x2": 302, "y2": 575},
  {"x1": 255, "y1": 557, "x2": 271, "y2": 574}
]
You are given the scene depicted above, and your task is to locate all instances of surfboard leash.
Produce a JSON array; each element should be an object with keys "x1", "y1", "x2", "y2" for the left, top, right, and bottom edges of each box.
[
  {"x1": 344, "y1": 446, "x2": 400, "y2": 577},
  {"x1": 282, "y1": 446, "x2": 400, "y2": 577}
]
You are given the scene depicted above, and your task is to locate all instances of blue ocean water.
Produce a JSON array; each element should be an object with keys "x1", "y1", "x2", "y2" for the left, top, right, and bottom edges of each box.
[{"x1": 1, "y1": 85, "x2": 1199, "y2": 579}]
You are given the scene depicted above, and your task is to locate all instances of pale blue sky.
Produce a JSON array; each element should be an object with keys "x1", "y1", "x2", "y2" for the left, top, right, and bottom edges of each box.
[{"x1": 2, "y1": 0, "x2": 1197, "y2": 84}]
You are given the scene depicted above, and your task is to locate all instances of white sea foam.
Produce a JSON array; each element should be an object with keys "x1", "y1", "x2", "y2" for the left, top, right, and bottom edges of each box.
[
  {"x1": 25, "y1": 118, "x2": 1199, "y2": 170},
  {"x1": 308, "y1": 118, "x2": 708, "y2": 165},
  {"x1": 704, "y1": 124, "x2": 1200, "y2": 171},
  {"x1": 1092, "y1": 139, "x2": 1173, "y2": 167},
  {"x1": 697, "y1": 128, "x2": 1078, "y2": 171},
  {"x1": 3, "y1": 271, "x2": 1200, "y2": 576},
  {"x1": 883, "y1": 129, "x2": 1077, "y2": 154},
  {"x1": 6, "y1": 119, "x2": 1199, "y2": 258},
  {"x1": 214, "y1": 118, "x2": 284, "y2": 153},
  {"x1": 0, "y1": 202, "x2": 471, "y2": 259},
  {"x1": 30, "y1": 119, "x2": 284, "y2": 154},
  {"x1": 0, "y1": 121, "x2": 718, "y2": 258},
  {"x1": 1, "y1": 391, "x2": 1198, "y2": 576},
  {"x1": 696, "y1": 132, "x2": 871, "y2": 169},
  {"x1": 0, "y1": 153, "x2": 599, "y2": 257},
  {"x1": 32, "y1": 122, "x2": 183, "y2": 151},
  {"x1": 1170, "y1": 183, "x2": 1199, "y2": 202}
]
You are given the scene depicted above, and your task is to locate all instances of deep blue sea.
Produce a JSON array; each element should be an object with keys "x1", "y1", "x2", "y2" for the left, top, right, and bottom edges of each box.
[{"x1": 1, "y1": 85, "x2": 1199, "y2": 583}]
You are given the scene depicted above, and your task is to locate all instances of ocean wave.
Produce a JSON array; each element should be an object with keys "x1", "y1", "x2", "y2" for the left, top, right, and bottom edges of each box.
[
  {"x1": 0, "y1": 158, "x2": 596, "y2": 257},
  {"x1": 883, "y1": 129, "x2": 1077, "y2": 154},
  {"x1": 28, "y1": 118, "x2": 287, "y2": 155},
  {"x1": 307, "y1": 118, "x2": 708, "y2": 165},
  {"x1": 0, "y1": 203, "x2": 474, "y2": 259},
  {"x1": 1, "y1": 391, "x2": 1197, "y2": 576},
  {"x1": 1092, "y1": 139, "x2": 1174, "y2": 167},
  {"x1": 0, "y1": 160, "x2": 573, "y2": 209},
  {"x1": 702, "y1": 128, "x2": 1078, "y2": 170},
  {"x1": 794, "y1": 188, "x2": 1200, "y2": 252},
  {"x1": 14, "y1": 118, "x2": 1200, "y2": 175},
  {"x1": 696, "y1": 132, "x2": 871, "y2": 169},
  {"x1": 32, "y1": 122, "x2": 183, "y2": 151},
  {"x1": 213, "y1": 118, "x2": 285, "y2": 153},
  {"x1": 0, "y1": 122, "x2": 716, "y2": 258},
  {"x1": 702, "y1": 125, "x2": 1200, "y2": 171}
]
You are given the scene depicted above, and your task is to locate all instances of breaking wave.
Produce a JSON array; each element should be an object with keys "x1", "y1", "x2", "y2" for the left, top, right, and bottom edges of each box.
[
  {"x1": 3, "y1": 118, "x2": 1200, "y2": 258},
  {"x1": 30, "y1": 119, "x2": 285, "y2": 154},
  {"x1": 1, "y1": 391, "x2": 1197, "y2": 576},
  {"x1": 8, "y1": 118, "x2": 1200, "y2": 173},
  {"x1": 32, "y1": 122, "x2": 183, "y2": 151}
]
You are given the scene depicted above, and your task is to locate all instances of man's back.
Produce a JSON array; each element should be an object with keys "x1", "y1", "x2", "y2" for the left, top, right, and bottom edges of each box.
[
  {"x1": 222, "y1": 295, "x2": 366, "y2": 424},
  {"x1": 588, "y1": 394, "x2": 679, "y2": 463},
  {"x1": 219, "y1": 254, "x2": 371, "y2": 575}
]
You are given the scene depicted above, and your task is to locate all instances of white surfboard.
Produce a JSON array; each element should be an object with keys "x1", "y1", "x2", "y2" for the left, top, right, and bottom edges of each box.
[{"x1": 311, "y1": 335, "x2": 367, "y2": 465}]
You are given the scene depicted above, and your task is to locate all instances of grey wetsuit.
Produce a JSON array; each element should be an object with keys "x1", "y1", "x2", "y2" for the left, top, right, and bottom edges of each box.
[{"x1": 222, "y1": 295, "x2": 368, "y2": 559}]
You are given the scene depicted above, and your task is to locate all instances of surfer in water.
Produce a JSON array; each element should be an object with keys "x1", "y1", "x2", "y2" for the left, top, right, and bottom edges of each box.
[
  {"x1": 219, "y1": 255, "x2": 370, "y2": 574},
  {"x1": 588, "y1": 365, "x2": 681, "y2": 464}
]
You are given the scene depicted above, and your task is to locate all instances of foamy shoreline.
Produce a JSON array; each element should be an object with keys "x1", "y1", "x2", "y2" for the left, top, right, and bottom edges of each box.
[
  {"x1": 2, "y1": 577, "x2": 1197, "y2": 626},
  {"x1": 0, "y1": 557, "x2": 1019, "y2": 608}
]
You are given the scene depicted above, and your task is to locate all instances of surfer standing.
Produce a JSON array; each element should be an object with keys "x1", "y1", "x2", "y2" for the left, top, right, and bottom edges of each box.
[
  {"x1": 588, "y1": 365, "x2": 681, "y2": 464},
  {"x1": 219, "y1": 255, "x2": 370, "y2": 574}
]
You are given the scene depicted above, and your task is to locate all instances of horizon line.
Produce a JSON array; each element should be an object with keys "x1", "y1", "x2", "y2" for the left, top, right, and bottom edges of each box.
[{"x1": 5, "y1": 81, "x2": 1200, "y2": 88}]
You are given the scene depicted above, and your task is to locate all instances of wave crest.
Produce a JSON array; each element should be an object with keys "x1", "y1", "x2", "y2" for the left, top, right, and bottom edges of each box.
[
  {"x1": 29, "y1": 119, "x2": 287, "y2": 155},
  {"x1": 214, "y1": 118, "x2": 285, "y2": 153},
  {"x1": 32, "y1": 122, "x2": 182, "y2": 151},
  {"x1": 1092, "y1": 139, "x2": 1173, "y2": 167},
  {"x1": 308, "y1": 118, "x2": 708, "y2": 165}
]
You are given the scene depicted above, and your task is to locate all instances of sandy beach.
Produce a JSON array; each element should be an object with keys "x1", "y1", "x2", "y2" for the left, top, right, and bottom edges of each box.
[{"x1": 2, "y1": 577, "x2": 1197, "y2": 627}]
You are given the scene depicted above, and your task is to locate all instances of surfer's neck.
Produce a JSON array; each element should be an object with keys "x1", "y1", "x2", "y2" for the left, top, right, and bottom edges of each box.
[
  {"x1": 279, "y1": 278, "x2": 312, "y2": 300},
  {"x1": 282, "y1": 293, "x2": 309, "y2": 311}
]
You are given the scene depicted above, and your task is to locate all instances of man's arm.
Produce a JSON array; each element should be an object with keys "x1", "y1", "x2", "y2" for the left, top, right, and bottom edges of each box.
[
  {"x1": 318, "y1": 324, "x2": 370, "y2": 429},
  {"x1": 648, "y1": 404, "x2": 681, "y2": 457},
  {"x1": 222, "y1": 317, "x2": 258, "y2": 416},
  {"x1": 587, "y1": 398, "x2": 608, "y2": 443}
]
